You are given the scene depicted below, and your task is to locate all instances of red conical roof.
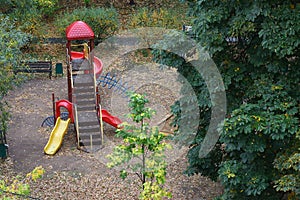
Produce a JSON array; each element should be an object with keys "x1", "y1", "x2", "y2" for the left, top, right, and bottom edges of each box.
[{"x1": 66, "y1": 21, "x2": 94, "y2": 40}]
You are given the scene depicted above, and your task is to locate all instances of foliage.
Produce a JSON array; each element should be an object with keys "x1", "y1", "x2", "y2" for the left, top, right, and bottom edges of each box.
[
  {"x1": 273, "y1": 130, "x2": 300, "y2": 198},
  {"x1": 55, "y1": 7, "x2": 119, "y2": 43},
  {"x1": 154, "y1": 0, "x2": 299, "y2": 199},
  {"x1": 33, "y1": 0, "x2": 59, "y2": 18},
  {"x1": 127, "y1": 7, "x2": 191, "y2": 30},
  {"x1": 3, "y1": 0, "x2": 59, "y2": 36},
  {"x1": 0, "y1": 15, "x2": 31, "y2": 131},
  {"x1": 217, "y1": 85, "x2": 299, "y2": 199},
  {"x1": 151, "y1": 29, "x2": 224, "y2": 186},
  {"x1": 83, "y1": 0, "x2": 91, "y2": 8},
  {"x1": 0, "y1": 166, "x2": 44, "y2": 199},
  {"x1": 107, "y1": 93, "x2": 172, "y2": 199}
]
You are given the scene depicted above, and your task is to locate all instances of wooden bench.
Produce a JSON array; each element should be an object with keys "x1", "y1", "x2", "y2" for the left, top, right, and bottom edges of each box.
[{"x1": 15, "y1": 61, "x2": 52, "y2": 79}]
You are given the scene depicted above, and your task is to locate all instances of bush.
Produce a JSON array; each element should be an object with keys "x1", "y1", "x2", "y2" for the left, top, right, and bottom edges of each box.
[
  {"x1": 127, "y1": 7, "x2": 192, "y2": 30},
  {"x1": 0, "y1": 166, "x2": 44, "y2": 199},
  {"x1": 6, "y1": 0, "x2": 59, "y2": 36},
  {"x1": 55, "y1": 7, "x2": 119, "y2": 43},
  {"x1": 34, "y1": 0, "x2": 59, "y2": 19}
]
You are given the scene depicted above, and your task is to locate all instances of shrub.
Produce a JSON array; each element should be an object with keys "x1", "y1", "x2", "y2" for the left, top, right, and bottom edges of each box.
[
  {"x1": 0, "y1": 166, "x2": 44, "y2": 199},
  {"x1": 33, "y1": 0, "x2": 59, "y2": 19},
  {"x1": 55, "y1": 7, "x2": 119, "y2": 43},
  {"x1": 127, "y1": 7, "x2": 192, "y2": 30},
  {"x1": 6, "y1": 0, "x2": 59, "y2": 36}
]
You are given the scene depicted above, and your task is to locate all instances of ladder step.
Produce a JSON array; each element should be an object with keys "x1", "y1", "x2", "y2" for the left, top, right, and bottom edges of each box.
[
  {"x1": 73, "y1": 64, "x2": 90, "y2": 70},
  {"x1": 76, "y1": 99, "x2": 95, "y2": 105},
  {"x1": 77, "y1": 103, "x2": 94, "y2": 107},
  {"x1": 77, "y1": 68, "x2": 92, "y2": 72},
  {"x1": 75, "y1": 88, "x2": 94, "y2": 93},
  {"x1": 77, "y1": 111, "x2": 98, "y2": 119},
  {"x1": 73, "y1": 73, "x2": 93, "y2": 79},
  {"x1": 80, "y1": 127, "x2": 100, "y2": 133},
  {"x1": 79, "y1": 121, "x2": 99, "y2": 126},
  {"x1": 79, "y1": 140, "x2": 102, "y2": 147},
  {"x1": 75, "y1": 93, "x2": 94, "y2": 99},
  {"x1": 72, "y1": 71, "x2": 85, "y2": 76},
  {"x1": 79, "y1": 137, "x2": 102, "y2": 144},
  {"x1": 77, "y1": 106, "x2": 95, "y2": 112},
  {"x1": 74, "y1": 82, "x2": 94, "y2": 87},
  {"x1": 91, "y1": 140, "x2": 102, "y2": 145},
  {"x1": 72, "y1": 69, "x2": 93, "y2": 76},
  {"x1": 79, "y1": 133, "x2": 101, "y2": 140}
]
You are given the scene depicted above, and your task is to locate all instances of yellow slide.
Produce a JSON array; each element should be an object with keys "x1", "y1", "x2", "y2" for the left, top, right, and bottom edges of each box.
[{"x1": 44, "y1": 117, "x2": 71, "y2": 155}]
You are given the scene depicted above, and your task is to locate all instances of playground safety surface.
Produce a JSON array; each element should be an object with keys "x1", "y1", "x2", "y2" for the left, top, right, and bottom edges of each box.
[{"x1": 2, "y1": 57, "x2": 222, "y2": 199}]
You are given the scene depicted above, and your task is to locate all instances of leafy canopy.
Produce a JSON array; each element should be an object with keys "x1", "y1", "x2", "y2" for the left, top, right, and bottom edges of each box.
[
  {"x1": 155, "y1": 0, "x2": 300, "y2": 199},
  {"x1": 0, "y1": 15, "x2": 31, "y2": 131}
]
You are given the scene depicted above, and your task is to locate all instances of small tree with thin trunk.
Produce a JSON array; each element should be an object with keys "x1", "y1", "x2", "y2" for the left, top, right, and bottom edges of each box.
[{"x1": 107, "y1": 93, "x2": 172, "y2": 199}]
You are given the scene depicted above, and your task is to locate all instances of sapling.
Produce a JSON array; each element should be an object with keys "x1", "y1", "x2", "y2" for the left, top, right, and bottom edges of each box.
[{"x1": 107, "y1": 92, "x2": 172, "y2": 199}]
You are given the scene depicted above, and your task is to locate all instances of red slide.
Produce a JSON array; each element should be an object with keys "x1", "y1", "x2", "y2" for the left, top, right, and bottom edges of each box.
[{"x1": 100, "y1": 109, "x2": 122, "y2": 128}]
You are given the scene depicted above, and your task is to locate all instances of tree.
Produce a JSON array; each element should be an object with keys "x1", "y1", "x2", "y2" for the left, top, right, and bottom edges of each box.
[
  {"x1": 107, "y1": 93, "x2": 172, "y2": 199},
  {"x1": 155, "y1": 0, "x2": 299, "y2": 199},
  {"x1": 0, "y1": 15, "x2": 31, "y2": 131}
]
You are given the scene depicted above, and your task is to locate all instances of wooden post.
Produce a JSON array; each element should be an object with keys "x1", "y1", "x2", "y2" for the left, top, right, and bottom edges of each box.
[{"x1": 90, "y1": 39, "x2": 94, "y2": 51}]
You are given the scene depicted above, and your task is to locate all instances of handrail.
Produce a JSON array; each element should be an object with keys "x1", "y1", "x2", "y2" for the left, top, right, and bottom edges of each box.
[
  {"x1": 88, "y1": 49, "x2": 98, "y2": 115},
  {"x1": 70, "y1": 56, "x2": 74, "y2": 89},
  {"x1": 90, "y1": 49, "x2": 103, "y2": 145},
  {"x1": 74, "y1": 104, "x2": 80, "y2": 149},
  {"x1": 66, "y1": 48, "x2": 74, "y2": 89},
  {"x1": 91, "y1": 51, "x2": 103, "y2": 145},
  {"x1": 99, "y1": 104, "x2": 104, "y2": 146}
]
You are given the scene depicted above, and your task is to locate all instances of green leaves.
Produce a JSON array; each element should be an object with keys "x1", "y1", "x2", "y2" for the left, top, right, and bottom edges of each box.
[
  {"x1": 4, "y1": 0, "x2": 58, "y2": 36},
  {"x1": 219, "y1": 160, "x2": 270, "y2": 197},
  {"x1": 273, "y1": 138, "x2": 300, "y2": 197},
  {"x1": 141, "y1": 181, "x2": 172, "y2": 200},
  {"x1": 55, "y1": 7, "x2": 119, "y2": 42},
  {"x1": 0, "y1": 15, "x2": 30, "y2": 132},
  {"x1": 218, "y1": 160, "x2": 242, "y2": 186},
  {"x1": 259, "y1": 5, "x2": 300, "y2": 57},
  {"x1": 128, "y1": 93, "x2": 155, "y2": 123},
  {"x1": 219, "y1": 86, "x2": 299, "y2": 198},
  {"x1": 127, "y1": 7, "x2": 191, "y2": 30},
  {"x1": 0, "y1": 166, "x2": 44, "y2": 199},
  {"x1": 106, "y1": 93, "x2": 171, "y2": 199},
  {"x1": 172, "y1": 0, "x2": 300, "y2": 199}
]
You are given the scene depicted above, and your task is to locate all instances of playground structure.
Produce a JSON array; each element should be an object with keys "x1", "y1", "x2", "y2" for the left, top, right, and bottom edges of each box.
[{"x1": 44, "y1": 21, "x2": 122, "y2": 155}]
